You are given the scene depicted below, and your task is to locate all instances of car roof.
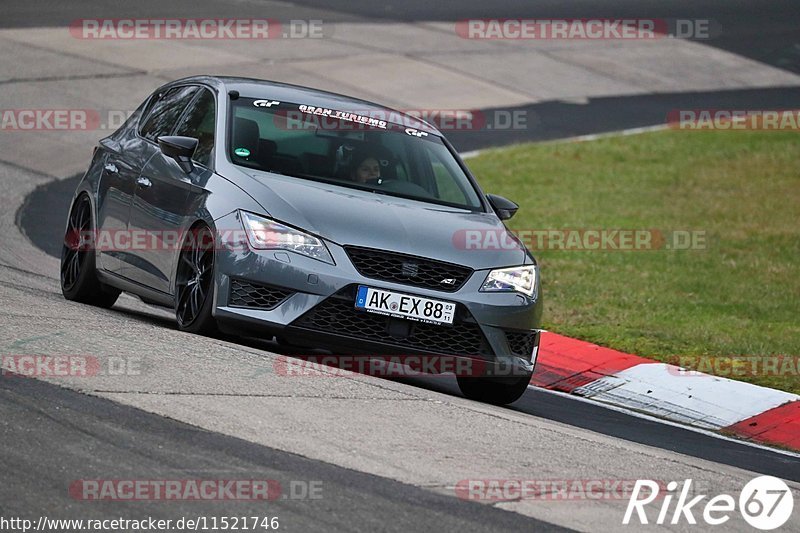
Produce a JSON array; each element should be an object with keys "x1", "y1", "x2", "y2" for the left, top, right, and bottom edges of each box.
[{"x1": 168, "y1": 75, "x2": 441, "y2": 135}]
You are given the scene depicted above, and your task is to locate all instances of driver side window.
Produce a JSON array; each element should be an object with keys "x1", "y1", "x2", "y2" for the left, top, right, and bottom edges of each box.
[
  {"x1": 140, "y1": 86, "x2": 198, "y2": 142},
  {"x1": 173, "y1": 89, "x2": 216, "y2": 167}
]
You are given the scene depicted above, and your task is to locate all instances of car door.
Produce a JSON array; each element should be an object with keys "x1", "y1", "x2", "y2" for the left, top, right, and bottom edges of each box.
[
  {"x1": 127, "y1": 87, "x2": 216, "y2": 295},
  {"x1": 95, "y1": 101, "x2": 161, "y2": 274},
  {"x1": 110, "y1": 85, "x2": 198, "y2": 290}
]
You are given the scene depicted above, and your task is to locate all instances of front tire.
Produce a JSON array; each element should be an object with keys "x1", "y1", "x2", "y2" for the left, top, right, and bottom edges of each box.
[
  {"x1": 60, "y1": 194, "x2": 120, "y2": 308},
  {"x1": 175, "y1": 224, "x2": 217, "y2": 335},
  {"x1": 457, "y1": 372, "x2": 533, "y2": 405}
]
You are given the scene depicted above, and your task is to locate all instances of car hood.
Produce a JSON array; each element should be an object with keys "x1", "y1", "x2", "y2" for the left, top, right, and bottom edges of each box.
[{"x1": 239, "y1": 170, "x2": 528, "y2": 270}]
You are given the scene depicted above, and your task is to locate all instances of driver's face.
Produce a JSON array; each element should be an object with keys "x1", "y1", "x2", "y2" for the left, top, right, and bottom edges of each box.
[{"x1": 353, "y1": 158, "x2": 381, "y2": 183}]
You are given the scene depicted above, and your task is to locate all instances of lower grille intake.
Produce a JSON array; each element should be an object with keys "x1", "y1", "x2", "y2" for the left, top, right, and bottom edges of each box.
[
  {"x1": 229, "y1": 279, "x2": 293, "y2": 310},
  {"x1": 293, "y1": 288, "x2": 493, "y2": 357},
  {"x1": 504, "y1": 330, "x2": 538, "y2": 358}
]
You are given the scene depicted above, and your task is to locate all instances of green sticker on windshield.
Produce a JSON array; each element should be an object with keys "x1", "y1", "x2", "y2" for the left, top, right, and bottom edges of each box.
[{"x1": 234, "y1": 147, "x2": 250, "y2": 157}]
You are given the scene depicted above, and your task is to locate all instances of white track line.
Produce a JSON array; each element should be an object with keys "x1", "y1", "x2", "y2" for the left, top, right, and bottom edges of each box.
[
  {"x1": 539, "y1": 123, "x2": 670, "y2": 145},
  {"x1": 528, "y1": 385, "x2": 800, "y2": 459}
]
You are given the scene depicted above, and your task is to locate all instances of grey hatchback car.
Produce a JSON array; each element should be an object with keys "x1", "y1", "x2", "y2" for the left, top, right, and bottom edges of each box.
[{"x1": 61, "y1": 76, "x2": 542, "y2": 404}]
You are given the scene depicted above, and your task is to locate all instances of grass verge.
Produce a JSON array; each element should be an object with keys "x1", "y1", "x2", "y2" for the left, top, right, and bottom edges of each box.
[{"x1": 467, "y1": 129, "x2": 799, "y2": 394}]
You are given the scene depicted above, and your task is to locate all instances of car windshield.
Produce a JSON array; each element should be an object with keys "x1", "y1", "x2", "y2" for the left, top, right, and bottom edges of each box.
[{"x1": 228, "y1": 98, "x2": 484, "y2": 210}]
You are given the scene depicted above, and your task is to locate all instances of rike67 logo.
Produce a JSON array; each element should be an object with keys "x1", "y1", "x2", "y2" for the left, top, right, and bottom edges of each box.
[{"x1": 624, "y1": 476, "x2": 794, "y2": 530}]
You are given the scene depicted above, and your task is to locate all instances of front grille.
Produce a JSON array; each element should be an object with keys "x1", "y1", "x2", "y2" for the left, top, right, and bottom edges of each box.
[
  {"x1": 293, "y1": 288, "x2": 492, "y2": 357},
  {"x1": 504, "y1": 330, "x2": 538, "y2": 358},
  {"x1": 229, "y1": 279, "x2": 293, "y2": 310},
  {"x1": 345, "y1": 246, "x2": 472, "y2": 292}
]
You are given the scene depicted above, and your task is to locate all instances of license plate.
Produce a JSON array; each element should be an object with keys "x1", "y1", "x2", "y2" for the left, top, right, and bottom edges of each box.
[{"x1": 355, "y1": 285, "x2": 455, "y2": 325}]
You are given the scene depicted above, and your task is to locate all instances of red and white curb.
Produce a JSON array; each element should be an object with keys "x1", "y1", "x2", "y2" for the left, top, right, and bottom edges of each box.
[{"x1": 532, "y1": 332, "x2": 800, "y2": 451}]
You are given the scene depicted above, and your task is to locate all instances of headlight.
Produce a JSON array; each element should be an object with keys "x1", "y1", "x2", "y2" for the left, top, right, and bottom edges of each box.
[
  {"x1": 480, "y1": 265, "x2": 536, "y2": 297},
  {"x1": 240, "y1": 211, "x2": 334, "y2": 264}
]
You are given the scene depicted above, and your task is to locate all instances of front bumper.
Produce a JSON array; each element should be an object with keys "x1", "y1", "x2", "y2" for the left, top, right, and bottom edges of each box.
[{"x1": 211, "y1": 212, "x2": 542, "y2": 375}]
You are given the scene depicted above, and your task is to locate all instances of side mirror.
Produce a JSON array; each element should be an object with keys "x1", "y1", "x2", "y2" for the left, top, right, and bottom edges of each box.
[
  {"x1": 158, "y1": 136, "x2": 198, "y2": 173},
  {"x1": 486, "y1": 194, "x2": 519, "y2": 220}
]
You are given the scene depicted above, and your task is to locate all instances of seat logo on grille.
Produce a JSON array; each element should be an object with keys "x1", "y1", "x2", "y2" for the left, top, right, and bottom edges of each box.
[
  {"x1": 440, "y1": 278, "x2": 456, "y2": 286},
  {"x1": 401, "y1": 262, "x2": 419, "y2": 277}
]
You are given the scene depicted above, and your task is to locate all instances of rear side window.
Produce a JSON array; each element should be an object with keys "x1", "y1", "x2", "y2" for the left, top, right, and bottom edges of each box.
[
  {"x1": 173, "y1": 89, "x2": 216, "y2": 167},
  {"x1": 140, "y1": 86, "x2": 198, "y2": 142}
]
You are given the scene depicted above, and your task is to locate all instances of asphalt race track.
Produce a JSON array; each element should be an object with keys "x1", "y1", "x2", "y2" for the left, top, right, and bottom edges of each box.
[
  {"x1": 0, "y1": 376, "x2": 563, "y2": 532},
  {"x1": 2, "y1": 1, "x2": 799, "y2": 531},
  {"x1": 287, "y1": 0, "x2": 800, "y2": 73},
  {"x1": 13, "y1": 170, "x2": 800, "y2": 481},
  {"x1": 5, "y1": 1, "x2": 800, "y2": 73}
]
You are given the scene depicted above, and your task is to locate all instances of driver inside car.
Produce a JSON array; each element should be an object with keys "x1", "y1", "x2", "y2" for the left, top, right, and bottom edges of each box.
[{"x1": 347, "y1": 144, "x2": 391, "y2": 185}]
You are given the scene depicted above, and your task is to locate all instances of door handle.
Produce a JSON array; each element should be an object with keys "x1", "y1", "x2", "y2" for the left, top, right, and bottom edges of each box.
[
  {"x1": 136, "y1": 177, "x2": 152, "y2": 188},
  {"x1": 104, "y1": 163, "x2": 118, "y2": 174}
]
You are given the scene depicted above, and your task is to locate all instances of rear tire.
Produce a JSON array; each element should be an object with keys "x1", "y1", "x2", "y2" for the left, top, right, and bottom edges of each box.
[
  {"x1": 456, "y1": 372, "x2": 533, "y2": 405},
  {"x1": 60, "y1": 194, "x2": 120, "y2": 308},
  {"x1": 175, "y1": 224, "x2": 218, "y2": 335}
]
